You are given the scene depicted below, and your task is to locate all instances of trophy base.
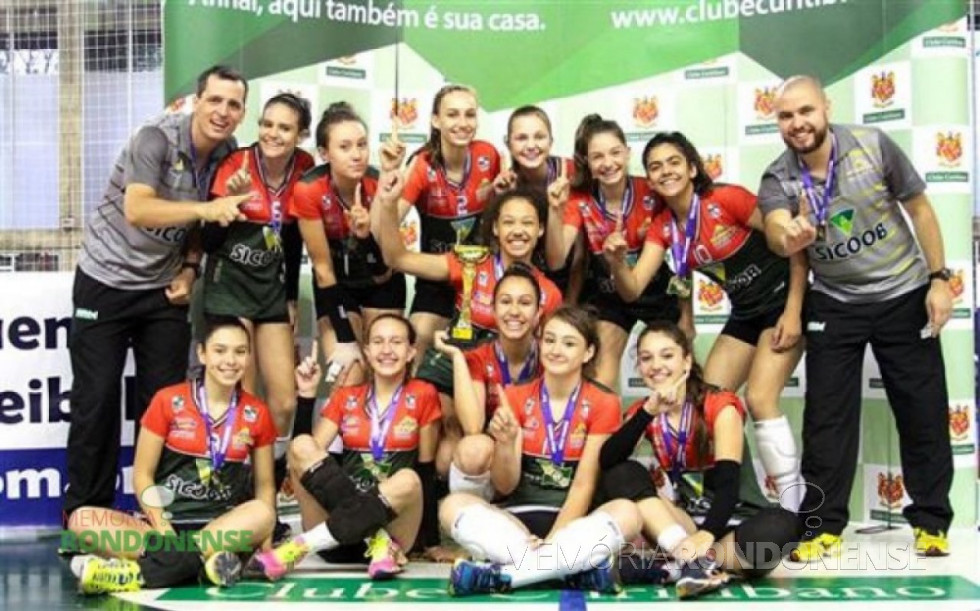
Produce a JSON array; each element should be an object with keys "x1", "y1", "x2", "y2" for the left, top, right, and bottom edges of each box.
[{"x1": 451, "y1": 327, "x2": 474, "y2": 342}]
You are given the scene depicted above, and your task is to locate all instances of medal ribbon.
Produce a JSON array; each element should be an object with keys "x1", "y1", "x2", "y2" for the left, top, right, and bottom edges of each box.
[
  {"x1": 367, "y1": 384, "x2": 404, "y2": 462},
  {"x1": 538, "y1": 381, "x2": 583, "y2": 465},
  {"x1": 797, "y1": 134, "x2": 837, "y2": 230},
  {"x1": 493, "y1": 253, "x2": 505, "y2": 281},
  {"x1": 668, "y1": 194, "x2": 700, "y2": 278},
  {"x1": 254, "y1": 146, "x2": 296, "y2": 237},
  {"x1": 651, "y1": 400, "x2": 693, "y2": 484},
  {"x1": 437, "y1": 150, "x2": 472, "y2": 197},
  {"x1": 194, "y1": 378, "x2": 240, "y2": 474},
  {"x1": 595, "y1": 179, "x2": 634, "y2": 229},
  {"x1": 494, "y1": 340, "x2": 538, "y2": 386}
]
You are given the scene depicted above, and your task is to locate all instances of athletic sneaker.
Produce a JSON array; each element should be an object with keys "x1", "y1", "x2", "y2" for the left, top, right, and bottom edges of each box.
[
  {"x1": 914, "y1": 528, "x2": 949, "y2": 557},
  {"x1": 563, "y1": 556, "x2": 622, "y2": 594},
  {"x1": 675, "y1": 561, "x2": 729, "y2": 600},
  {"x1": 272, "y1": 520, "x2": 292, "y2": 546},
  {"x1": 244, "y1": 536, "x2": 311, "y2": 581},
  {"x1": 204, "y1": 551, "x2": 242, "y2": 587},
  {"x1": 448, "y1": 559, "x2": 511, "y2": 596},
  {"x1": 365, "y1": 529, "x2": 404, "y2": 580},
  {"x1": 75, "y1": 555, "x2": 143, "y2": 594},
  {"x1": 790, "y1": 533, "x2": 842, "y2": 562}
]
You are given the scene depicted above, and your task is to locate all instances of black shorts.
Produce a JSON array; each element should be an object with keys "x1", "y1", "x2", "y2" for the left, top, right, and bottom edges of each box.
[
  {"x1": 313, "y1": 273, "x2": 407, "y2": 320},
  {"x1": 410, "y1": 280, "x2": 455, "y2": 319},
  {"x1": 506, "y1": 507, "x2": 559, "y2": 540},
  {"x1": 588, "y1": 294, "x2": 681, "y2": 333},
  {"x1": 317, "y1": 542, "x2": 368, "y2": 565},
  {"x1": 720, "y1": 306, "x2": 784, "y2": 346}
]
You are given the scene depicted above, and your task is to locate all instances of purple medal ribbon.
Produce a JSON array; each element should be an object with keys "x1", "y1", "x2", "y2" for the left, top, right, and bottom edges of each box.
[
  {"x1": 798, "y1": 134, "x2": 837, "y2": 230},
  {"x1": 367, "y1": 384, "x2": 404, "y2": 462},
  {"x1": 194, "y1": 378, "x2": 240, "y2": 474},
  {"x1": 493, "y1": 253, "x2": 505, "y2": 280},
  {"x1": 255, "y1": 146, "x2": 296, "y2": 239},
  {"x1": 596, "y1": 179, "x2": 634, "y2": 229},
  {"x1": 668, "y1": 194, "x2": 700, "y2": 278},
  {"x1": 538, "y1": 381, "x2": 583, "y2": 465},
  {"x1": 493, "y1": 341, "x2": 537, "y2": 386},
  {"x1": 659, "y1": 400, "x2": 693, "y2": 484}
]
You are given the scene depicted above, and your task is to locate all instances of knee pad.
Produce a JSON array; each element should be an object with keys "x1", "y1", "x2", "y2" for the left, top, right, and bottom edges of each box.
[
  {"x1": 138, "y1": 548, "x2": 203, "y2": 589},
  {"x1": 599, "y1": 461, "x2": 656, "y2": 502},
  {"x1": 734, "y1": 508, "x2": 802, "y2": 578},
  {"x1": 299, "y1": 455, "x2": 356, "y2": 513},
  {"x1": 326, "y1": 492, "x2": 394, "y2": 546},
  {"x1": 448, "y1": 462, "x2": 494, "y2": 501}
]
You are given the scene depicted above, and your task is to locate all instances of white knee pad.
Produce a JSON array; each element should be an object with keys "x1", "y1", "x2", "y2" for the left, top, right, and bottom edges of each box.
[{"x1": 448, "y1": 462, "x2": 495, "y2": 502}]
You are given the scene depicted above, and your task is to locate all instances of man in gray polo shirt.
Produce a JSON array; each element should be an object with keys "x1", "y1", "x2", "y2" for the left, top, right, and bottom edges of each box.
[
  {"x1": 64, "y1": 65, "x2": 252, "y2": 520},
  {"x1": 758, "y1": 75, "x2": 953, "y2": 560}
]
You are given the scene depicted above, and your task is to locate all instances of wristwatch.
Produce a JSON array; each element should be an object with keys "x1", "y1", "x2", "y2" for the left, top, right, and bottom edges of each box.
[{"x1": 928, "y1": 267, "x2": 951, "y2": 282}]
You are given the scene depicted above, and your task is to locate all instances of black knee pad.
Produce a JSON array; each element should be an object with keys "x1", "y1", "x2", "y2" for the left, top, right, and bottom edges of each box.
[
  {"x1": 299, "y1": 455, "x2": 357, "y2": 513},
  {"x1": 599, "y1": 460, "x2": 656, "y2": 502},
  {"x1": 326, "y1": 492, "x2": 394, "y2": 546},
  {"x1": 734, "y1": 507, "x2": 802, "y2": 578},
  {"x1": 138, "y1": 548, "x2": 203, "y2": 588}
]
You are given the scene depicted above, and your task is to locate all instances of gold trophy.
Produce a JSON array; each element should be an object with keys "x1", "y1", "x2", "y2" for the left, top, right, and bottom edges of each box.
[{"x1": 451, "y1": 228, "x2": 489, "y2": 342}]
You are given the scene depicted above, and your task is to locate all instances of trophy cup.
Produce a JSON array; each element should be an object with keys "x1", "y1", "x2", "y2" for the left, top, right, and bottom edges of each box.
[{"x1": 451, "y1": 228, "x2": 489, "y2": 342}]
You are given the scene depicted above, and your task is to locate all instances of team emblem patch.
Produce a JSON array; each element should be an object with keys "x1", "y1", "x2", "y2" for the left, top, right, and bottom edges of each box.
[
  {"x1": 427, "y1": 167, "x2": 437, "y2": 181},
  {"x1": 478, "y1": 271, "x2": 489, "y2": 286},
  {"x1": 395, "y1": 417, "x2": 418, "y2": 439},
  {"x1": 322, "y1": 195, "x2": 332, "y2": 210},
  {"x1": 406, "y1": 394, "x2": 416, "y2": 410},
  {"x1": 477, "y1": 155, "x2": 491, "y2": 172},
  {"x1": 345, "y1": 395, "x2": 358, "y2": 411},
  {"x1": 172, "y1": 396, "x2": 185, "y2": 411},
  {"x1": 524, "y1": 398, "x2": 535, "y2": 415},
  {"x1": 642, "y1": 195, "x2": 654, "y2": 211},
  {"x1": 707, "y1": 203, "x2": 721, "y2": 219},
  {"x1": 234, "y1": 429, "x2": 253, "y2": 449},
  {"x1": 243, "y1": 405, "x2": 258, "y2": 423}
]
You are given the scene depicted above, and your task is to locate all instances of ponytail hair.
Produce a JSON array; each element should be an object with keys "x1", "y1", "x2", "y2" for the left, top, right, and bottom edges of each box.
[
  {"x1": 413, "y1": 84, "x2": 476, "y2": 169},
  {"x1": 571, "y1": 114, "x2": 626, "y2": 191},
  {"x1": 315, "y1": 101, "x2": 366, "y2": 149},
  {"x1": 264, "y1": 92, "x2": 312, "y2": 135}
]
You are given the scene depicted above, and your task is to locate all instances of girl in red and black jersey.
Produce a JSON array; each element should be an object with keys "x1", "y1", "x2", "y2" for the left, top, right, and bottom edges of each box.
[
  {"x1": 440, "y1": 306, "x2": 641, "y2": 596},
  {"x1": 202, "y1": 93, "x2": 315, "y2": 445},
  {"x1": 246, "y1": 314, "x2": 442, "y2": 581},
  {"x1": 68, "y1": 318, "x2": 278, "y2": 594},
  {"x1": 598, "y1": 323, "x2": 800, "y2": 599},
  {"x1": 605, "y1": 132, "x2": 806, "y2": 508},
  {"x1": 493, "y1": 105, "x2": 583, "y2": 300},
  {"x1": 395, "y1": 85, "x2": 502, "y2": 358},
  {"x1": 292, "y1": 102, "x2": 406, "y2": 387},
  {"x1": 546, "y1": 115, "x2": 687, "y2": 391}
]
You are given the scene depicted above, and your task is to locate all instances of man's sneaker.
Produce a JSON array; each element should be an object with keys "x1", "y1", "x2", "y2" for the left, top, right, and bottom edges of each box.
[
  {"x1": 365, "y1": 529, "x2": 404, "y2": 580},
  {"x1": 448, "y1": 559, "x2": 511, "y2": 596},
  {"x1": 244, "y1": 537, "x2": 311, "y2": 581},
  {"x1": 790, "y1": 533, "x2": 842, "y2": 562},
  {"x1": 675, "y1": 561, "x2": 729, "y2": 600},
  {"x1": 914, "y1": 528, "x2": 949, "y2": 557},
  {"x1": 76, "y1": 555, "x2": 143, "y2": 594},
  {"x1": 204, "y1": 551, "x2": 242, "y2": 587},
  {"x1": 563, "y1": 556, "x2": 622, "y2": 594}
]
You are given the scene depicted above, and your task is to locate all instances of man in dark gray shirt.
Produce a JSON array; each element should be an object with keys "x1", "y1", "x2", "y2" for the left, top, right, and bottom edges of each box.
[
  {"x1": 758, "y1": 75, "x2": 954, "y2": 561},
  {"x1": 64, "y1": 65, "x2": 252, "y2": 520}
]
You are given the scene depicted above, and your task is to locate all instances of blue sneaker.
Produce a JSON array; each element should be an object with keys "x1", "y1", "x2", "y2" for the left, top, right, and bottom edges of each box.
[
  {"x1": 448, "y1": 559, "x2": 511, "y2": 597},
  {"x1": 675, "y1": 561, "x2": 728, "y2": 600},
  {"x1": 563, "y1": 556, "x2": 621, "y2": 594}
]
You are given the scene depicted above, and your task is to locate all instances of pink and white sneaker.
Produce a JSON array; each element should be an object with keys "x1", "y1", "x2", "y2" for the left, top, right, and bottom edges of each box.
[{"x1": 365, "y1": 529, "x2": 405, "y2": 580}]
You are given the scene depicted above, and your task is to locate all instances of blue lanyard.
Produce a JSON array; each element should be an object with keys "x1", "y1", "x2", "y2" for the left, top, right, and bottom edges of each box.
[
  {"x1": 366, "y1": 384, "x2": 404, "y2": 462},
  {"x1": 493, "y1": 341, "x2": 537, "y2": 386},
  {"x1": 798, "y1": 134, "x2": 837, "y2": 229},
  {"x1": 596, "y1": 179, "x2": 634, "y2": 226},
  {"x1": 659, "y1": 401, "x2": 693, "y2": 484},
  {"x1": 668, "y1": 194, "x2": 701, "y2": 278},
  {"x1": 193, "y1": 379, "x2": 240, "y2": 473},
  {"x1": 539, "y1": 381, "x2": 582, "y2": 465}
]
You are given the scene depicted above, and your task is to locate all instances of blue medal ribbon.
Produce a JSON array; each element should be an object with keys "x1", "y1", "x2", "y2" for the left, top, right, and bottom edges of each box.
[
  {"x1": 367, "y1": 384, "x2": 404, "y2": 462},
  {"x1": 668, "y1": 194, "x2": 701, "y2": 278},
  {"x1": 493, "y1": 341, "x2": 537, "y2": 386},
  {"x1": 797, "y1": 134, "x2": 838, "y2": 231},
  {"x1": 254, "y1": 145, "x2": 296, "y2": 240},
  {"x1": 595, "y1": 179, "x2": 634, "y2": 228},
  {"x1": 657, "y1": 400, "x2": 693, "y2": 484},
  {"x1": 193, "y1": 378, "x2": 241, "y2": 474},
  {"x1": 538, "y1": 381, "x2": 583, "y2": 465}
]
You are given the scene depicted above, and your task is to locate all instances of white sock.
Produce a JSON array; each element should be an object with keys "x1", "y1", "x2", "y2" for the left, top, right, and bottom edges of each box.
[
  {"x1": 501, "y1": 512, "x2": 625, "y2": 588},
  {"x1": 450, "y1": 503, "x2": 531, "y2": 565},
  {"x1": 300, "y1": 521, "x2": 339, "y2": 552},
  {"x1": 754, "y1": 416, "x2": 803, "y2": 511},
  {"x1": 274, "y1": 436, "x2": 290, "y2": 461},
  {"x1": 656, "y1": 524, "x2": 688, "y2": 555}
]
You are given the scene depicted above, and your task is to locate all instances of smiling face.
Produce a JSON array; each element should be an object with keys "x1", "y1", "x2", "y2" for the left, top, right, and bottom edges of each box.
[
  {"x1": 587, "y1": 131, "x2": 629, "y2": 188},
  {"x1": 258, "y1": 102, "x2": 302, "y2": 162},
  {"x1": 493, "y1": 196, "x2": 543, "y2": 261},
  {"x1": 507, "y1": 113, "x2": 553, "y2": 172},
  {"x1": 645, "y1": 142, "x2": 697, "y2": 202},
  {"x1": 192, "y1": 74, "x2": 247, "y2": 146},
  {"x1": 432, "y1": 90, "x2": 478, "y2": 149},
  {"x1": 636, "y1": 330, "x2": 692, "y2": 395},
  {"x1": 323, "y1": 120, "x2": 369, "y2": 183},
  {"x1": 493, "y1": 274, "x2": 541, "y2": 342},
  {"x1": 775, "y1": 81, "x2": 831, "y2": 155},
  {"x1": 197, "y1": 325, "x2": 251, "y2": 389},
  {"x1": 364, "y1": 317, "x2": 416, "y2": 380},
  {"x1": 540, "y1": 317, "x2": 595, "y2": 378}
]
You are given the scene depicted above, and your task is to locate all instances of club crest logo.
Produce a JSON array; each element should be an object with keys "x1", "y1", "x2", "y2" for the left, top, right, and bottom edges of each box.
[
  {"x1": 336, "y1": 55, "x2": 358, "y2": 65},
  {"x1": 697, "y1": 278, "x2": 725, "y2": 311},
  {"x1": 935, "y1": 131, "x2": 962, "y2": 167},
  {"x1": 166, "y1": 96, "x2": 189, "y2": 114},
  {"x1": 702, "y1": 154, "x2": 723, "y2": 180},
  {"x1": 632, "y1": 96, "x2": 659, "y2": 128},
  {"x1": 390, "y1": 97, "x2": 419, "y2": 129},
  {"x1": 949, "y1": 404, "x2": 970, "y2": 441},
  {"x1": 871, "y1": 71, "x2": 896, "y2": 108},
  {"x1": 829, "y1": 208, "x2": 855, "y2": 235},
  {"x1": 876, "y1": 472, "x2": 905, "y2": 509},
  {"x1": 753, "y1": 87, "x2": 776, "y2": 120},
  {"x1": 399, "y1": 220, "x2": 418, "y2": 249}
]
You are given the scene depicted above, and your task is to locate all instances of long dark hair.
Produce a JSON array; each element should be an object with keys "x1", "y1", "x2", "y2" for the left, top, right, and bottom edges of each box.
[
  {"x1": 641, "y1": 131, "x2": 713, "y2": 196},
  {"x1": 493, "y1": 261, "x2": 543, "y2": 308},
  {"x1": 263, "y1": 92, "x2": 312, "y2": 135},
  {"x1": 541, "y1": 305, "x2": 600, "y2": 379},
  {"x1": 479, "y1": 187, "x2": 547, "y2": 254},
  {"x1": 635, "y1": 320, "x2": 714, "y2": 459},
  {"x1": 413, "y1": 84, "x2": 476, "y2": 169},
  {"x1": 571, "y1": 114, "x2": 627, "y2": 191}
]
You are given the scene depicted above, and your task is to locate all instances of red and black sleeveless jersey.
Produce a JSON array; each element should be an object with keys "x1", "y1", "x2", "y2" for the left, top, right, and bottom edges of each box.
[
  {"x1": 211, "y1": 146, "x2": 315, "y2": 224},
  {"x1": 646, "y1": 185, "x2": 789, "y2": 318},
  {"x1": 402, "y1": 140, "x2": 501, "y2": 253}
]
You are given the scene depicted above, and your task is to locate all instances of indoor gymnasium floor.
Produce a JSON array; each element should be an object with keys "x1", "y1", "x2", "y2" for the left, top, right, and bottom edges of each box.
[{"x1": 2, "y1": 524, "x2": 979, "y2": 610}]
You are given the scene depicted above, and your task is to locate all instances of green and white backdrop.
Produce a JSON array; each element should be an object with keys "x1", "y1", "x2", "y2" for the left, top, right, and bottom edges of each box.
[{"x1": 166, "y1": 0, "x2": 977, "y2": 527}]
